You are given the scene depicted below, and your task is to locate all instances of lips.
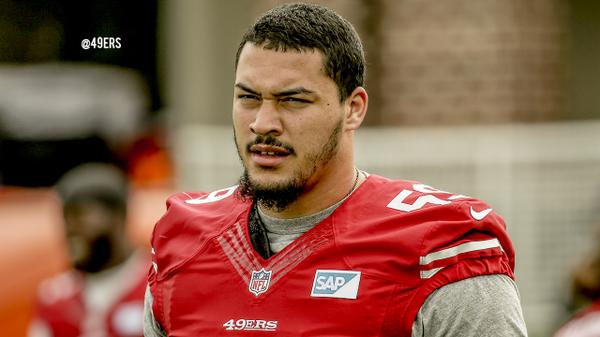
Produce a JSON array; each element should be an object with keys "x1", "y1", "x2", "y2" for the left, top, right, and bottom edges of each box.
[
  {"x1": 250, "y1": 144, "x2": 290, "y2": 155},
  {"x1": 248, "y1": 144, "x2": 291, "y2": 167}
]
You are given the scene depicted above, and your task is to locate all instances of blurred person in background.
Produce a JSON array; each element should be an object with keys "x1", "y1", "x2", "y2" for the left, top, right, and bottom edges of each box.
[
  {"x1": 554, "y1": 225, "x2": 600, "y2": 337},
  {"x1": 28, "y1": 163, "x2": 148, "y2": 337},
  {"x1": 144, "y1": 3, "x2": 527, "y2": 336}
]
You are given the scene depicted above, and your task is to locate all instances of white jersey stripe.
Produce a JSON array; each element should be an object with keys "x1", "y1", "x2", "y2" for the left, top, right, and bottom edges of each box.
[
  {"x1": 420, "y1": 267, "x2": 443, "y2": 279},
  {"x1": 420, "y1": 238, "x2": 502, "y2": 266},
  {"x1": 217, "y1": 236, "x2": 251, "y2": 284}
]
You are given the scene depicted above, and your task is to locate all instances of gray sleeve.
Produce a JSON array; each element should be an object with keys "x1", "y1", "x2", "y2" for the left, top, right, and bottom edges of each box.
[
  {"x1": 412, "y1": 274, "x2": 528, "y2": 337},
  {"x1": 143, "y1": 285, "x2": 168, "y2": 337}
]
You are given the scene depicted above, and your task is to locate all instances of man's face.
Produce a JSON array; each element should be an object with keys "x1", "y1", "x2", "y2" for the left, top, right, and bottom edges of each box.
[
  {"x1": 233, "y1": 43, "x2": 346, "y2": 210},
  {"x1": 63, "y1": 200, "x2": 121, "y2": 273}
]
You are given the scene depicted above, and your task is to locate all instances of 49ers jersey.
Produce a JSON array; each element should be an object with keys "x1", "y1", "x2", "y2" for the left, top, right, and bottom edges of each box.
[
  {"x1": 31, "y1": 253, "x2": 149, "y2": 337},
  {"x1": 148, "y1": 174, "x2": 515, "y2": 336},
  {"x1": 554, "y1": 301, "x2": 600, "y2": 337}
]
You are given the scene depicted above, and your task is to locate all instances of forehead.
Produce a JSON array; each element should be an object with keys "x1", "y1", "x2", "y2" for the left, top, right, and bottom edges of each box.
[
  {"x1": 64, "y1": 200, "x2": 117, "y2": 225},
  {"x1": 235, "y1": 43, "x2": 332, "y2": 91}
]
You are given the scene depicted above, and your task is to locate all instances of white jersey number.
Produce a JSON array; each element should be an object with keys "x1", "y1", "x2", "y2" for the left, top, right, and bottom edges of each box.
[
  {"x1": 387, "y1": 184, "x2": 467, "y2": 212},
  {"x1": 184, "y1": 186, "x2": 237, "y2": 205}
]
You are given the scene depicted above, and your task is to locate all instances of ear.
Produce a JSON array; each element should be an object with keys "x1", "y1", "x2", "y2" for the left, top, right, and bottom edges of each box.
[{"x1": 344, "y1": 86, "x2": 368, "y2": 131}]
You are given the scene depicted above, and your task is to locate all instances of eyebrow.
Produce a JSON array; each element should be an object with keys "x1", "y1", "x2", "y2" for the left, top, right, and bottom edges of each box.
[
  {"x1": 235, "y1": 83, "x2": 260, "y2": 96},
  {"x1": 235, "y1": 83, "x2": 315, "y2": 98}
]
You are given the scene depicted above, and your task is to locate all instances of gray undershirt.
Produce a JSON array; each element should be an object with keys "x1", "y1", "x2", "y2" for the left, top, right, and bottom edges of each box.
[
  {"x1": 143, "y1": 176, "x2": 528, "y2": 336},
  {"x1": 257, "y1": 195, "x2": 342, "y2": 254}
]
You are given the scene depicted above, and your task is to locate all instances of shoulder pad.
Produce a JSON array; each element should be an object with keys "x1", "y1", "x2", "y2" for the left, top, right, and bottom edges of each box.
[
  {"x1": 334, "y1": 175, "x2": 515, "y2": 282},
  {"x1": 36, "y1": 271, "x2": 81, "y2": 306},
  {"x1": 150, "y1": 186, "x2": 250, "y2": 279}
]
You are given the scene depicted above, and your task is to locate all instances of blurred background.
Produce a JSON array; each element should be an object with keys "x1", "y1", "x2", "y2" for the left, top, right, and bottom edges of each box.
[{"x1": 0, "y1": 0, "x2": 599, "y2": 336}]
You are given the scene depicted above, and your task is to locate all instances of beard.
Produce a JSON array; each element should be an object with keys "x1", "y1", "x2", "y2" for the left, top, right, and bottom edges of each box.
[
  {"x1": 236, "y1": 119, "x2": 343, "y2": 212},
  {"x1": 72, "y1": 234, "x2": 114, "y2": 274}
]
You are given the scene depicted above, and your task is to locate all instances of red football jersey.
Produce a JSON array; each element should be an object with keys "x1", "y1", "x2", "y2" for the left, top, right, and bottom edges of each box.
[
  {"x1": 149, "y1": 174, "x2": 515, "y2": 336},
  {"x1": 30, "y1": 253, "x2": 149, "y2": 337},
  {"x1": 554, "y1": 301, "x2": 600, "y2": 337}
]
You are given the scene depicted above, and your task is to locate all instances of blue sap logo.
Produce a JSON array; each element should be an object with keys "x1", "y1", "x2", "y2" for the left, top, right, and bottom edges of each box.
[{"x1": 310, "y1": 270, "x2": 361, "y2": 299}]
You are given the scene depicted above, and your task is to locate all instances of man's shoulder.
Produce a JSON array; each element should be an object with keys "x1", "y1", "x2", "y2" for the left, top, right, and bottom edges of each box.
[
  {"x1": 155, "y1": 186, "x2": 249, "y2": 234},
  {"x1": 334, "y1": 174, "x2": 515, "y2": 281},
  {"x1": 35, "y1": 271, "x2": 83, "y2": 308},
  {"x1": 150, "y1": 186, "x2": 250, "y2": 279},
  {"x1": 344, "y1": 174, "x2": 501, "y2": 225},
  {"x1": 555, "y1": 300, "x2": 600, "y2": 337}
]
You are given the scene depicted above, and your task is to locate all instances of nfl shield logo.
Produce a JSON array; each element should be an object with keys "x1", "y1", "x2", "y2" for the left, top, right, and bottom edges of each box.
[{"x1": 249, "y1": 268, "x2": 272, "y2": 296}]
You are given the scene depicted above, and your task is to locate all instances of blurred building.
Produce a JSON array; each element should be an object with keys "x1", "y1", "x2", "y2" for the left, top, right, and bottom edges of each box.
[
  {"x1": 164, "y1": 0, "x2": 600, "y2": 128},
  {"x1": 0, "y1": 0, "x2": 160, "y2": 110},
  {"x1": 377, "y1": 0, "x2": 565, "y2": 125},
  {"x1": 0, "y1": 0, "x2": 162, "y2": 187}
]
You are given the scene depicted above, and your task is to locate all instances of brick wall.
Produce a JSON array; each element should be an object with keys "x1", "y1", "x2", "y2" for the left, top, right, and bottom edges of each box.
[
  {"x1": 377, "y1": 0, "x2": 566, "y2": 125},
  {"x1": 248, "y1": 0, "x2": 566, "y2": 126}
]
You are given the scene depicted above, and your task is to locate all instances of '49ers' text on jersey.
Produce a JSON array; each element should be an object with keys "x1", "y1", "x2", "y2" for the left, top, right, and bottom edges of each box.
[{"x1": 148, "y1": 174, "x2": 515, "y2": 337}]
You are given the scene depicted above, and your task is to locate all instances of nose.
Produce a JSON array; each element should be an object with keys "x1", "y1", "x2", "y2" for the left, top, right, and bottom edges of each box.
[{"x1": 249, "y1": 99, "x2": 283, "y2": 136}]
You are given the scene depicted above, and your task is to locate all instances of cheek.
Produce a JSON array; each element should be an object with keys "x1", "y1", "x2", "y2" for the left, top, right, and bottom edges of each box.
[
  {"x1": 296, "y1": 111, "x2": 339, "y2": 142},
  {"x1": 67, "y1": 236, "x2": 90, "y2": 260},
  {"x1": 233, "y1": 121, "x2": 248, "y2": 152},
  {"x1": 232, "y1": 115, "x2": 244, "y2": 135},
  {"x1": 292, "y1": 126, "x2": 330, "y2": 158},
  {"x1": 233, "y1": 110, "x2": 252, "y2": 135}
]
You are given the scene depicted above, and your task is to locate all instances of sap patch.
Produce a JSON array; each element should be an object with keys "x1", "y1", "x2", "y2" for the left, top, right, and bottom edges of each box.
[{"x1": 310, "y1": 269, "x2": 361, "y2": 299}]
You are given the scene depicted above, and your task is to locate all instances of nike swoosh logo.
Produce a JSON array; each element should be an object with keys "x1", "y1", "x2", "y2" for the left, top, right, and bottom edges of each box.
[{"x1": 470, "y1": 207, "x2": 492, "y2": 221}]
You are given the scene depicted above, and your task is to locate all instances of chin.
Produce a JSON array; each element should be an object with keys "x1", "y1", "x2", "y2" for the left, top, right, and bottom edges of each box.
[
  {"x1": 249, "y1": 171, "x2": 289, "y2": 188},
  {"x1": 248, "y1": 163, "x2": 285, "y2": 176}
]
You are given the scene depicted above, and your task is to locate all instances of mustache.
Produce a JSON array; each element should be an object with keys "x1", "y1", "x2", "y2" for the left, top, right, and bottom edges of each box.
[{"x1": 246, "y1": 135, "x2": 295, "y2": 154}]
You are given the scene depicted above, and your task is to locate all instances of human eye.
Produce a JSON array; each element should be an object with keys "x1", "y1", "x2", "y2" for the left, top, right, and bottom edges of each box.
[
  {"x1": 279, "y1": 96, "x2": 311, "y2": 108},
  {"x1": 282, "y1": 97, "x2": 310, "y2": 102},
  {"x1": 236, "y1": 93, "x2": 262, "y2": 108},
  {"x1": 237, "y1": 94, "x2": 260, "y2": 101}
]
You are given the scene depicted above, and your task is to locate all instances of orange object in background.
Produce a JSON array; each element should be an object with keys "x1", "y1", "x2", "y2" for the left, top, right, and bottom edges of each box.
[
  {"x1": 0, "y1": 188, "x2": 66, "y2": 337},
  {"x1": 126, "y1": 128, "x2": 175, "y2": 189},
  {"x1": 0, "y1": 186, "x2": 173, "y2": 337}
]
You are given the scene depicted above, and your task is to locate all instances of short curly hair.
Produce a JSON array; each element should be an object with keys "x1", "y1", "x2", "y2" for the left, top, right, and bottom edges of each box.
[{"x1": 235, "y1": 3, "x2": 365, "y2": 102}]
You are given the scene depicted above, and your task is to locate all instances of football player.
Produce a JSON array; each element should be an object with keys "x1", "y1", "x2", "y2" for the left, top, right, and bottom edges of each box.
[
  {"x1": 144, "y1": 3, "x2": 528, "y2": 336},
  {"x1": 29, "y1": 163, "x2": 148, "y2": 337},
  {"x1": 553, "y1": 227, "x2": 600, "y2": 337}
]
